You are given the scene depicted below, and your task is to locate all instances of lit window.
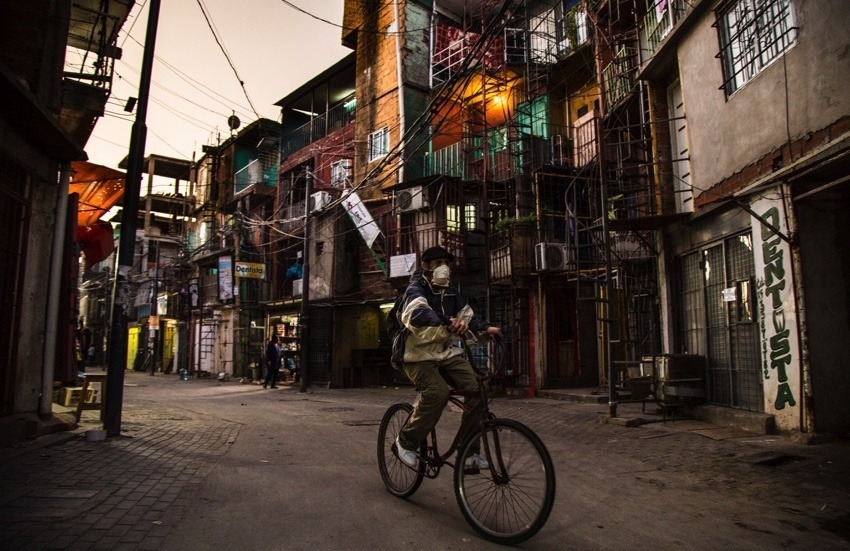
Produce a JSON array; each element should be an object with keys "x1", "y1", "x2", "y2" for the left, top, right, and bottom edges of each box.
[
  {"x1": 369, "y1": 128, "x2": 389, "y2": 161},
  {"x1": 716, "y1": 0, "x2": 797, "y2": 97},
  {"x1": 465, "y1": 204, "x2": 477, "y2": 231},
  {"x1": 447, "y1": 205, "x2": 460, "y2": 232}
]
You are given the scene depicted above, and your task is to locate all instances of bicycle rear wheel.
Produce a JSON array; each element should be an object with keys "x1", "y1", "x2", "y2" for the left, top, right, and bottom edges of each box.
[
  {"x1": 455, "y1": 419, "x2": 556, "y2": 545},
  {"x1": 377, "y1": 403, "x2": 424, "y2": 498}
]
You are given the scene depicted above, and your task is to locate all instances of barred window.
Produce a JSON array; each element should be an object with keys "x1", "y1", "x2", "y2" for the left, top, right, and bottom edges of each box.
[
  {"x1": 716, "y1": 0, "x2": 797, "y2": 97},
  {"x1": 368, "y1": 127, "x2": 389, "y2": 161}
]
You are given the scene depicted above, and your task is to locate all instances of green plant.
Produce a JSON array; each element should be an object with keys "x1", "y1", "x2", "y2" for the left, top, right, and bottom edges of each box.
[{"x1": 494, "y1": 214, "x2": 537, "y2": 232}]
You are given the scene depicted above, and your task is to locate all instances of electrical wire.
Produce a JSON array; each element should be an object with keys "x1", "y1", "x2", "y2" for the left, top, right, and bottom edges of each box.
[{"x1": 195, "y1": 0, "x2": 261, "y2": 118}]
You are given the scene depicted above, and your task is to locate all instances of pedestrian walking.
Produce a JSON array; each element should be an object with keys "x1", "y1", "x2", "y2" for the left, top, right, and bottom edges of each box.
[{"x1": 263, "y1": 335, "x2": 282, "y2": 389}]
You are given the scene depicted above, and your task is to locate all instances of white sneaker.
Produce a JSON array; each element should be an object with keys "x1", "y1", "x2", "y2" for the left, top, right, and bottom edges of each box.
[
  {"x1": 395, "y1": 436, "x2": 418, "y2": 468},
  {"x1": 464, "y1": 454, "x2": 489, "y2": 470}
]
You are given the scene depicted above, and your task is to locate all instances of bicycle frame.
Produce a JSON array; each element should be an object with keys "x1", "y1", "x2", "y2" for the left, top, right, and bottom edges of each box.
[{"x1": 417, "y1": 337, "x2": 508, "y2": 482}]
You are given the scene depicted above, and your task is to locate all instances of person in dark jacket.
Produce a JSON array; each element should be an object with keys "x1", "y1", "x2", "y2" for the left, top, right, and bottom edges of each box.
[
  {"x1": 263, "y1": 335, "x2": 282, "y2": 389},
  {"x1": 393, "y1": 246, "x2": 501, "y2": 470}
]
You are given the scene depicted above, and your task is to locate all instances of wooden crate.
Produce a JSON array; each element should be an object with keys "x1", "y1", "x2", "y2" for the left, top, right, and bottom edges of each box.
[{"x1": 57, "y1": 387, "x2": 97, "y2": 407}]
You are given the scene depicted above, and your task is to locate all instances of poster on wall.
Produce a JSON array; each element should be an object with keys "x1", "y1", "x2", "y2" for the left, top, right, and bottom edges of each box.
[
  {"x1": 750, "y1": 188, "x2": 800, "y2": 429},
  {"x1": 218, "y1": 255, "x2": 234, "y2": 301}
]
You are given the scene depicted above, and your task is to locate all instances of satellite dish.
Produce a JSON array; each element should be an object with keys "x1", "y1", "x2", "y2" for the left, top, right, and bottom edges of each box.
[{"x1": 228, "y1": 114, "x2": 241, "y2": 130}]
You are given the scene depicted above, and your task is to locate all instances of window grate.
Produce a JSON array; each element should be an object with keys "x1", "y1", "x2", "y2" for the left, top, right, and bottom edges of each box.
[{"x1": 715, "y1": 0, "x2": 798, "y2": 97}]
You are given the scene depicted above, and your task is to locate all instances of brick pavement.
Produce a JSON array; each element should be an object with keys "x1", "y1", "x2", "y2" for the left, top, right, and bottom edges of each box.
[
  {"x1": 1, "y1": 376, "x2": 848, "y2": 550},
  {"x1": 0, "y1": 401, "x2": 240, "y2": 551},
  {"x1": 329, "y1": 385, "x2": 850, "y2": 547}
]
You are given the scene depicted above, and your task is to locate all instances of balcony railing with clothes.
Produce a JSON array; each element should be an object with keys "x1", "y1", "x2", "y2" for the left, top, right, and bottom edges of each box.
[
  {"x1": 641, "y1": 0, "x2": 687, "y2": 59},
  {"x1": 602, "y1": 46, "x2": 638, "y2": 110},
  {"x1": 281, "y1": 94, "x2": 355, "y2": 159}
]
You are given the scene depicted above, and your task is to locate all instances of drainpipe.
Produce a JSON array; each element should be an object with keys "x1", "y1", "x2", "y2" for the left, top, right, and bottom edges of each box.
[
  {"x1": 782, "y1": 184, "x2": 814, "y2": 434},
  {"x1": 393, "y1": 0, "x2": 406, "y2": 184},
  {"x1": 40, "y1": 163, "x2": 72, "y2": 417}
]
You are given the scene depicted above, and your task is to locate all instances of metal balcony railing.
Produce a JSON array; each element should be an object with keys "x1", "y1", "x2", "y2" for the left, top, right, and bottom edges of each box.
[
  {"x1": 234, "y1": 154, "x2": 279, "y2": 195},
  {"x1": 641, "y1": 0, "x2": 687, "y2": 58},
  {"x1": 602, "y1": 46, "x2": 638, "y2": 110},
  {"x1": 424, "y1": 142, "x2": 466, "y2": 178},
  {"x1": 281, "y1": 93, "x2": 355, "y2": 159}
]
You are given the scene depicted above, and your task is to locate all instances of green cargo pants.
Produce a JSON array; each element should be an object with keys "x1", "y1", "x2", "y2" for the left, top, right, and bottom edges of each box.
[{"x1": 397, "y1": 354, "x2": 483, "y2": 453}]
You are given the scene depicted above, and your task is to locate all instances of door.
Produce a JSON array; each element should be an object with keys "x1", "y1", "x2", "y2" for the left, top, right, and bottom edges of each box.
[
  {"x1": 678, "y1": 233, "x2": 763, "y2": 411},
  {"x1": 307, "y1": 307, "x2": 332, "y2": 383}
]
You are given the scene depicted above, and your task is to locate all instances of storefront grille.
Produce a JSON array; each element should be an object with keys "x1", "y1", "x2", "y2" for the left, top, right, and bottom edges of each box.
[
  {"x1": 0, "y1": 155, "x2": 29, "y2": 416},
  {"x1": 678, "y1": 232, "x2": 763, "y2": 411}
]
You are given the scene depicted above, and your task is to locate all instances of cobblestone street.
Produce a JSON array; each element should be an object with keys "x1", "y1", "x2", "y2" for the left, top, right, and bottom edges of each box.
[{"x1": 1, "y1": 371, "x2": 848, "y2": 550}]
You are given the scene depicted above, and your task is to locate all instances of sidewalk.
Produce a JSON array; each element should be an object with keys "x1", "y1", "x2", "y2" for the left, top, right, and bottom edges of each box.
[{"x1": 0, "y1": 384, "x2": 241, "y2": 551}]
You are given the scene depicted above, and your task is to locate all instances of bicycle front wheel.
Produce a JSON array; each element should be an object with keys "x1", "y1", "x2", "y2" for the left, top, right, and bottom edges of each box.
[
  {"x1": 377, "y1": 403, "x2": 424, "y2": 498},
  {"x1": 455, "y1": 419, "x2": 556, "y2": 545}
]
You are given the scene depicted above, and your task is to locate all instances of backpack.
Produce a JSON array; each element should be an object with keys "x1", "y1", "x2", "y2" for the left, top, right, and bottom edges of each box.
[{"x1": 387, "y1": 293, "x2": 408, "y2": 370}]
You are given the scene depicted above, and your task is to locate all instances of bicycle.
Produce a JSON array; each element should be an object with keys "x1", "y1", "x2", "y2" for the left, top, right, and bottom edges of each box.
[{"x1": 377, "y1": 333, "x2": 556, "y2": 545}]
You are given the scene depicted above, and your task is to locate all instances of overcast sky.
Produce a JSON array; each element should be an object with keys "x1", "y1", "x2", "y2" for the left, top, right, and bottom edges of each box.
[{"x1": 86, "y1": 0, "x2": 349, "y2": 184}]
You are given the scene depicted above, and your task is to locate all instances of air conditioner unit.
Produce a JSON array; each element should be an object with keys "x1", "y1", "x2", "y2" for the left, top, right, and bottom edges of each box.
[
  {"x1": 535, "y1": 242, "x2": 572, "y2": 272},
  {"x1": 396, "y1": 185, "x2": 429, "y2": 213},
  {"x1": 309, "y1": 191, "x2": 332, "y2": 213}
]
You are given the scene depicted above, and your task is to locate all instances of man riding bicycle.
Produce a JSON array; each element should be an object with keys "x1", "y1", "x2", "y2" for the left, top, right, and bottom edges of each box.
[{"x1": 393, "y1": 246, "x2": 502, "y2": 470}]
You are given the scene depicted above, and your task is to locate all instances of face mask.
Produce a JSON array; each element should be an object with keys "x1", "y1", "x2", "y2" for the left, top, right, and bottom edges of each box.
[{"x1": 431, "y1": 264, "x2": 451, "y2": 287}]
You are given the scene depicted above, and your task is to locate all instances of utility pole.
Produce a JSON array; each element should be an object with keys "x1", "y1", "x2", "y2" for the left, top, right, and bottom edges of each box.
[
  {"x1": 234, "y1": 202, "x2": 242, "y2": 378},
  {"x1": 299, "y1": 169, "x2": 312, "y2": 393},
  {"x1": 149, "y1": 243, "x2": 160, "y2": 375},
  {"x1": 104, "y1": 0, "x2": 161, "y2": 437}
]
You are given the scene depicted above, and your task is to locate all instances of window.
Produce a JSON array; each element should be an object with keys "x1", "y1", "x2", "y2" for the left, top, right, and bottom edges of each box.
[
  {"x1": 716, "y1": 0, "x2": 797, "y2": 97},
  {"x1": 465, "y1": 203, "x2": 477, "y2": 231},
  {"x1": 446, "y1": 205, "x2": 461, "y2": 233},
  {"x1": 369, "y1": 127, "x2": 389, "y2": 161},
  {"x1": 330, "y1": 159, "x2": 352, "y2": 188}
]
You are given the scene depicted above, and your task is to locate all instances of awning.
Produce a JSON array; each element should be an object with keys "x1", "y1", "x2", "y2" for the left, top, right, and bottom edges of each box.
[
  {"x1": 70, "y1": 160, "x2": 125, "y2": 227},
  {"x1": 76, "y1": 220, "x2": 115, "y2": 269}
]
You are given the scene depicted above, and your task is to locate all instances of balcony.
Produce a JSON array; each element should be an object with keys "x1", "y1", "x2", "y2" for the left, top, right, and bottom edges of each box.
[
  {"x1": 424, "y1": 142, "x2": 466, "y2": 179},
  {"x1": 571, "y1": 111, "x2": 599, "y2": 167},
  {"x1": 281, "y1": 93, "x2": 355, "y2": 159},
  {"x1": 556, "y1": 7, "x2": 591, "y2": 58},
  {"x1": 602, "y1": 46, "x2": 638, "y2": 110},
  {"x1": 278, "y1": 201, "x2": 306, "y2": 235},
  {"x1": 234, "y1": 156, "x2": 279, "y2": 195},
  {"x1": 641, "y1": 0, "x2": 687, "y2": 59},
  {"x1": 490, "y1": 222, "x2": 535, "y2": 281}
]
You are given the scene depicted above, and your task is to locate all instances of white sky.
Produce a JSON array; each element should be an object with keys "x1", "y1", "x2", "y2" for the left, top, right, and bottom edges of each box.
[{"x1": 86, "y1": 0, "x2": 350, "y2": 188}]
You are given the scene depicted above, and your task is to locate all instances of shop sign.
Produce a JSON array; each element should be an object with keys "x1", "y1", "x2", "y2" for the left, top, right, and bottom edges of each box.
[
  {"x1": 235, "y1": 261, "x2": 265, "y2": 279},
  {"x1": 750, "y1": 190, "x2": 799, "y2": 426},
  {"x1": 341, "y1": 190, "x2": 380, "y2": 247}
]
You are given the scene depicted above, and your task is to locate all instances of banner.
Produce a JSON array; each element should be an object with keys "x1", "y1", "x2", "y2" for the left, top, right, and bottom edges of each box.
[
  {"x1": 750, "y1": 189, "x2": 799, "y2": 429},
  {"x1": 341, "y1": 190, "x2": 381, "y2": 248},
  {"x1": 218, "y1": 255, "x2": 233, "y2": 301}
]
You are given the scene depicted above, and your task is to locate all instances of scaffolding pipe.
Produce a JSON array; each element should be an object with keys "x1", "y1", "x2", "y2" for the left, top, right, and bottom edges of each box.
[{"x1": 39, "y1": 163, "x2": 72, "y2": 418}]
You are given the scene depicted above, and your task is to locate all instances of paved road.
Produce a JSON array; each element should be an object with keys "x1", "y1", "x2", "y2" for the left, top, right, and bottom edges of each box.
[{"x1": 1, "y1": 371, "x2": 848, "y2": 550}]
